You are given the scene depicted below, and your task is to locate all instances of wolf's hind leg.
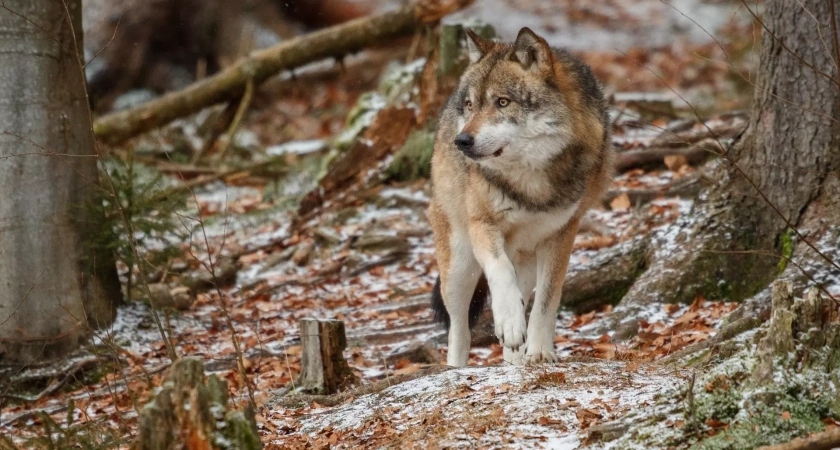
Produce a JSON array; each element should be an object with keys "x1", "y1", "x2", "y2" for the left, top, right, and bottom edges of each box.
[
  {"x1": 441, "y1": 233, "x2": 482, "y2": 367},
  {"x1": 526, "y1": 220, "x2": 578, "y2": 364}
]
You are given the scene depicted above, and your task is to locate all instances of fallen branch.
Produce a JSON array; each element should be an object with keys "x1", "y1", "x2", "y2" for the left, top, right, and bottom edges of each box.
[
  {"x1": 614, "y1": 139, "x2": 722, "y2": 173},
  {"x1": 648, "y1": 116, "x2": 746, "y2": 148},
  {"x1": 0, "y1": 355, "x2": 105, "y2": 402},
  {"x1": 603, "y1": 172, "x2": 705, "y2": 207},
  {"x1": 272, "y1": 365, "x2": 454, "y2": 408},
  {"x1": 152, "y1": 155, "x2": 289, "y2": 201},
  {"x1": 152, "y1": 162, "x2": 220, "y2": 176},
  {"x1": 756, "y1": 428, "x2": 840, "y2": 450},
  {"x1": 93, "y1": 0, "x2": 475, "y2": 145}
]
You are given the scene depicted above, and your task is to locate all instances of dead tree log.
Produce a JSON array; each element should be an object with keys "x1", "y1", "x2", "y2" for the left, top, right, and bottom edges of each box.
[
  {"x1": 93, "y1": 0, "x2": 476, "y2": 145},
  {"x1": 297, "y1": 319, "x2": 358, "y2": 395}
]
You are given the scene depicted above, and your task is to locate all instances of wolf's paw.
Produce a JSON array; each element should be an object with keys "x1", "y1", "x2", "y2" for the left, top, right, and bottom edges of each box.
[
  {"x1": 524, "y1": 347, "x2": 558, "y2": 364},
  {"x1": 493, "y1": 301, "x2": 527, "y2": 349}
]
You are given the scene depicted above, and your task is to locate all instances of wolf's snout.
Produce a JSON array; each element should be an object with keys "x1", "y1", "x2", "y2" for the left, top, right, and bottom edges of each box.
[{"x1": 454, "y1": 133, "x2": 475, "y2": 152}]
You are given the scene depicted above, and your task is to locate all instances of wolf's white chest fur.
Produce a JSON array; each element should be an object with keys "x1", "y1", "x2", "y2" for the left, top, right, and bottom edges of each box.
[{"x1": 490, "y1": 191, "x2": 579, "y2": 252}]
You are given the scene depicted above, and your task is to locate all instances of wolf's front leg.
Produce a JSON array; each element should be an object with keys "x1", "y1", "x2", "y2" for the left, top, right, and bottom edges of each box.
[
  {"x1": 526, "y1": 221, "x2": 578, "y2": 364},
  {"x1": 504, "y1": 250, "x2": 537, "y2": 365},
  {"x1": 469, "y1": 222, "x2": 527, "y2": 351}
]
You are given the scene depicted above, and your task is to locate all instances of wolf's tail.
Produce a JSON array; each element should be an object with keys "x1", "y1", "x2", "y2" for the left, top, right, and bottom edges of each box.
[{"x1": 430, "y1": 273, "x2": 489, "y2": 330}]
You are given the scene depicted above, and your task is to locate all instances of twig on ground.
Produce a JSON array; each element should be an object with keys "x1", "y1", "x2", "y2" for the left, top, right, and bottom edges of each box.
[{"x1": 216, "y1": 78, "x2": 255, "y2": 161}]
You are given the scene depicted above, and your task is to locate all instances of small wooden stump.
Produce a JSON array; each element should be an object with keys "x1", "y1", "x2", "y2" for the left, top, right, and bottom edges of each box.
[{"x1": 297, "y1": 319, "x2": 358, "y2": 395}]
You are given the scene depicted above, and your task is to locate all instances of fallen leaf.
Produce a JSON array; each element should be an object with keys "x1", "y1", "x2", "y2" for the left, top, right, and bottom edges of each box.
[
  {"x1": 781, "y1": 411, "x2": 791, "y2": 420},
  {"x1": 394, "y1": 365, "x2": 419, "y2": 376},
  {"x1": 705, "y1": 419, "x2": 729, "y2": 429},
  {"x1": 664, "y1": 154, "x2": 688, "y2": 171},
  {"x1": 610, "y1": 192, "x2": 631, "y2": 211}
]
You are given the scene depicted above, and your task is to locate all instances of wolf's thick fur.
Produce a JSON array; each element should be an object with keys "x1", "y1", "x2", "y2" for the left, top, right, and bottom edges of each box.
[{"x1": 429, "y1": 27, "x2": 613, "y2": 366}]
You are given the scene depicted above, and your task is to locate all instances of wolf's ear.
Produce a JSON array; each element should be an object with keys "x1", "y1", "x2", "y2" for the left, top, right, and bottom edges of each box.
[
  {"x1": 465, "y1": 28, "x2": 493, "y2": 63},
  {"x1": 512, "y1": 27, "x2": 552, "y2": 71}
]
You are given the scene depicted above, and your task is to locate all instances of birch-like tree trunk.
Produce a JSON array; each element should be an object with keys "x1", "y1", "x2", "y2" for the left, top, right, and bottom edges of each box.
[{"x1": 0, "y1": 0, "x2": 121, "y2": 364}]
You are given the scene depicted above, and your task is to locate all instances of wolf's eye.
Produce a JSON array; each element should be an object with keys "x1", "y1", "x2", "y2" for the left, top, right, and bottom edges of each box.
[
  {"x1": 465, "y1": 99, "x2": 473, "y2": 111},
  {"x1": 496, "y1": 97, "x2": 510, "y2": 108}
]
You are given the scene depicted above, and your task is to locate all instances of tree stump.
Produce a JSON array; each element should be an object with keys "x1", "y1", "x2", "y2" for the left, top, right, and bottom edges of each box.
[
  {"x1": 752, "y1": 281, "x2": 840, "y2": 388},
  {"x1": 753, "y1": 281, "x2": 796, "y2": 384},
  {"x1": 136, "y1": 358, "x2": 260, "y2": 450},
  {"x1": 297, "y1": 319, "x2": 358, "y2": 395}
]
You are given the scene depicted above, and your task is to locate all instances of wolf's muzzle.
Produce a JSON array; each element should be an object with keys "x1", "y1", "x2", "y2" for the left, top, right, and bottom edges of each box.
[{"x1": 454, "y1": 133, "x2": 475, "y2": 152}]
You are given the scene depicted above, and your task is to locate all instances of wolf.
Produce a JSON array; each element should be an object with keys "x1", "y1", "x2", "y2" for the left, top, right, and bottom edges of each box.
[{"x1": 428, "y1": 27, "x2": 613, "y2": 366}]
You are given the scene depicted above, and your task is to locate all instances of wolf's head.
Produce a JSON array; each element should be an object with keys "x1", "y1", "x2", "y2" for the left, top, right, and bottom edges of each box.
[{"x1": 451, "y1": 27, "x2": 580, "y2": 166}]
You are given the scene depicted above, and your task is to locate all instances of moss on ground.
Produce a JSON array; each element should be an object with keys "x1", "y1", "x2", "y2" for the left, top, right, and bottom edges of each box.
[
  {"x1": 385, "y1": 129, "x2": 435, "y2": 181},
  {"x1": 693, "y1": 398, "x2": 827, "y2": 450},
  {"x1": 610, "y1": 321, "x2": 840, "y2": 450}
]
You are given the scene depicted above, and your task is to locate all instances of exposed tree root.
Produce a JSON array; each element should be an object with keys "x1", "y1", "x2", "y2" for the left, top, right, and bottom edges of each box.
[{"x1": 563, "y1": 237, "x2": 650, "y2": 314}]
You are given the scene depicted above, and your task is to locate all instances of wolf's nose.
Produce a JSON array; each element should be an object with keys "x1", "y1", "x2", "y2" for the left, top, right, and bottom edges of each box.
[{"x1": 454, "y1": 133, "x2": 475, "y2": 152}]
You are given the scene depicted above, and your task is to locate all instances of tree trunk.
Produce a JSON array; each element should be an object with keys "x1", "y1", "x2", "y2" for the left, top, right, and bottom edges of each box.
[
  {"x1": 608, "y1": 0, "x2": 840, "y2": 331},
  {"x1": 0, "y1": 0, "x2": 121, "y2": 364}
]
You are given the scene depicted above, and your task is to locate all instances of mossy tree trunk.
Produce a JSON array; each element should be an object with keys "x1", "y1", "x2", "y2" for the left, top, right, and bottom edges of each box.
[
  {"x1": 0, "y1": 0, "x2": 121, "y2": 364},
  {"x1": 609, "y1": 0, "x2": 840, "y2": 330}
]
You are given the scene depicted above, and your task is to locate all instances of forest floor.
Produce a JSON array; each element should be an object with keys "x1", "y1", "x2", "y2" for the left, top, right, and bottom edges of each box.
[
  {"x1": 0, "y1": 111, "x2": 745, "y2": 448},
  {"x1": 7, "y1": 1, "x2": 835, "y2": 449}
]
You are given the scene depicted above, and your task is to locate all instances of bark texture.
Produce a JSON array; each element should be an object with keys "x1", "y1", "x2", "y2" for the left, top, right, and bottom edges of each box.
[
  {"x1": 610, "y1": 0, "x2": 840, "y2": 329},
  {"x1": 0, "y1": 0, "x2": 120, "y2": 364}
]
